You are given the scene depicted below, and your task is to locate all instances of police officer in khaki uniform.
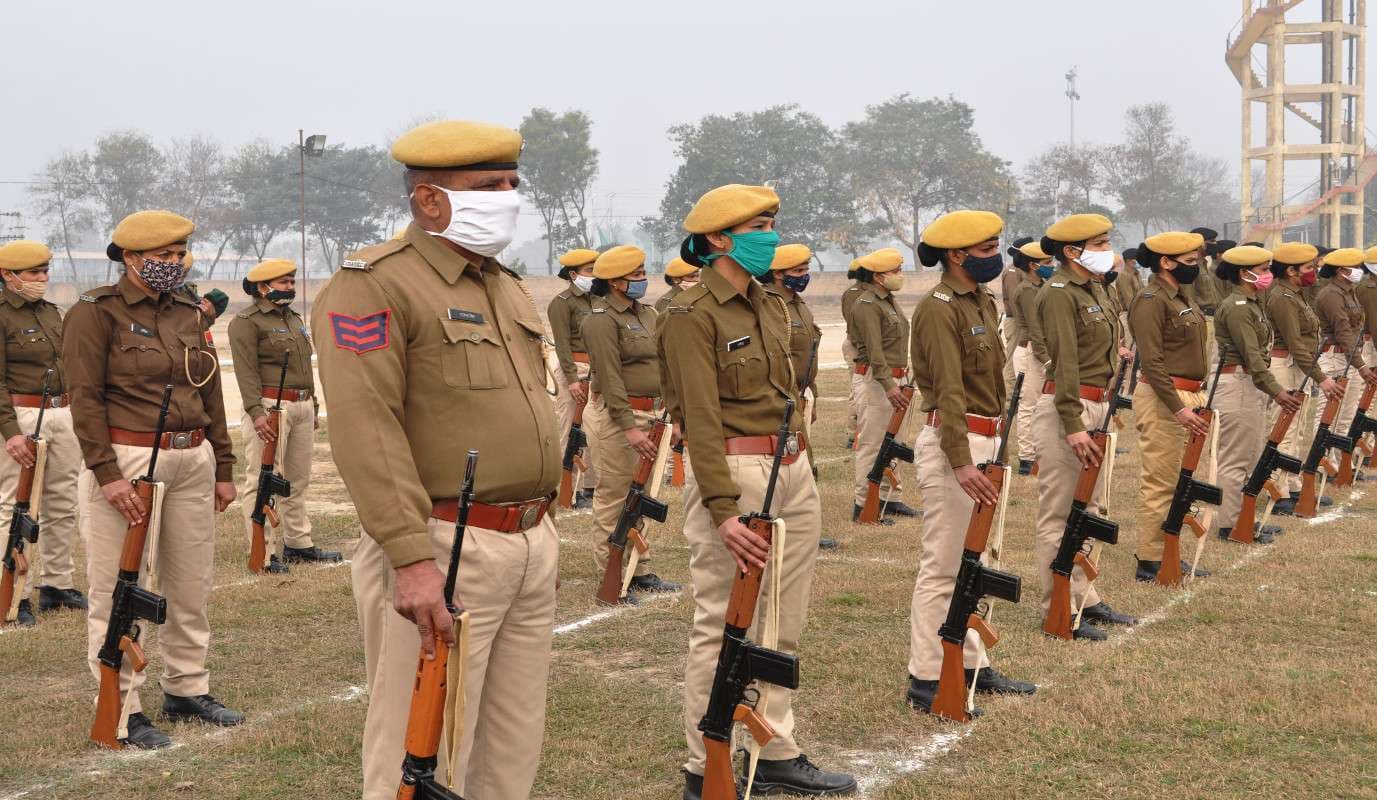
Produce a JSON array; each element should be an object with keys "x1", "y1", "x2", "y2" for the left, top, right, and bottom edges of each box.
[
  {"x1": 660, "y1": 184, "x2": 854, "y2": 799},
  {"x1": 0, "y1": 241, "x2": 82, "y2": 627},
  {"x1": 1031, "y1": 214, "x2": 1138, "y2": 641},
  {"x1": 1315, "y1": 248, "x2": 1377, "y2": 439},
  {"x1": 549, "y1": 248, "x2": 600, "y2": 508},
  {"x1": 847, "y1": 247, "x2": 917, "y2": 521},
  {"x1": 905, "y1": 210, "x2": 1035, "y2": 713},
  {"x1": 1357, "y1": 246, "x2": 1377, "y2": 369},
  {"x1": 1212, "y1": 246, "x2": 1302, "y2": 544},
  {"x1": 228, "y1": 258, "x2": 339, "y2": 573},
  {"x1": 1000, "y1": 252, "x2": 1025, "y2": 393},
  {"x1": 656, "y1": 256, "x2": 701, "y2": 314},
  {"x1": 1127, "y1": 231, "x2": 1216, "y2": 582},
  {"x1": 1009, "y1": 240, "x2": 1051, "y2": 475},
  {"x1": 582, "y1": 244, "x2": 678, "y2": 600},
  {"x1": 841, "y1": 266, "x2": 866, "y2": 448},
  {"x1": 313, "y1": 121, "x2": 561, "y2": 800},
  {"x1": 67, "y1": 211, "x2": 240, "y2": 748}
]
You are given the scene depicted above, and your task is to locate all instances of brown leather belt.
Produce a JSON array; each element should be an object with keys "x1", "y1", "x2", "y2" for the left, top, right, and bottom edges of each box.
[
  {"x1": 1171, "y1": 376, "x2": 1204, "y2": 391},
  {"x1": 571, "y1": 352, "x2": 590, "y2": 364},
  {"x1": 854, "y1": 364, "x2": 906, "y2": 378},
  {"x1": 1040, "y1": 380, "x2": 1108, "y2": 402},
  {"x1": 11, "y1": 392, "x2": 69, "y2": 409},
  {"x1": 109, "y1": 427, "x2": 206, "y2": 450},
  {"x1": 926, "y1": 411, "x2": 1001, "y2": 437},
  {"x1": 263, "y1": 387, "x2": 311, "y2": 402},
  {"x1": 628, "y1": 395, "x2": 658, "y2": 412},
  {"x1": 1323, "y1": 344, "x2": 1347, "y2": 354},
  {"x1": 1270, "y1": 348, "x2": 1290, "y2": 358},
  {"x1": 431, "y1": 495, "x2": 552, "y2": 532},
  {"x1": 723, "y1": 432, "x2": 808, "y2": 465}
]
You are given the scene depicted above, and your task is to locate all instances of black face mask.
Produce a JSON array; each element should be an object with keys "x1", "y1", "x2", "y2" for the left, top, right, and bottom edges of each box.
[
  {"x1": 1104, "y1": 269, "x2": 1119, "y2": 285},
  {"x1": 961, "y1": 252, "x2": 1005, "y2": 283},
  {"x1": 266, "y1": 289, "x2": 296, "y2": 305},
  {"x1": 1171, "y1": 260, "x2": 1200, "y2": 285}
]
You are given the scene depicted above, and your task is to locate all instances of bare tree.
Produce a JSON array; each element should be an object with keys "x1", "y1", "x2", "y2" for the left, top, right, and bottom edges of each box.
[{"x1": 27, "y1": 152, "x2": 94, "y2": 282}]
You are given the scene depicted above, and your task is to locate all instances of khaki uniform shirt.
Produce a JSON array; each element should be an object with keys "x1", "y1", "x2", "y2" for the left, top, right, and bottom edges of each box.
[
  {"x1": 658, "y1": 267, "x2": 799, "y2": 528},
  {"x1": 227, "y1": 297, "x2": 315, "y2": 420},
  {"x1": 654, "y1": 284, "x2": 684, "y2": 315},
  {"x1": 1357, "y1": 274, "x2": 1377, "y2": 343},
  {"x1": 847, "y1": 282, "x2": 909, "y2": 391},
  {"x1": 547, "y1": 283, "x2": 594, "y2": 383},
  {"x1": 1316, "y1": 279, "x2": 1367, "y2": 368},
  {"x1": 1000, "y1": 266, "x2": 1021, "y2": 317},
  {"x1": 1216, "y1": 289, "x2": 1283, "y2": 396},
  {"x1": 1266, "y1": 284, "x2": 1326, "y2": 384},
  {"x1": 764, "y1": 283, "x2": 821, "y2": 397},
  {"x1": 1128, "y1": 274, "x2": 1208, "y2": 414},
  {"x1": 1192, "y1": 263, "x2": 1226, "y2": 315},
  {"x1": 1036, "y1": 266, "x2": 1121, "y2": 434},
  {"x1": 63, "y1": 276, "x2": 233, "y2": 486},
  {"x1": 840, "y1": 280, "x2": 865, "y2": 350},
  {"x1": 312, "y1": 224, "x2": 559, "y2": 568},
  {"x1": 910, "y1": 277, "x2": 1005, "y2": 468},
  {"x1": 0, "y1": 289, "x2": 65, "y2": 440},
  {"x1": 583, "y1": 293, "x2": 659, "y2": 431},
  {"x1": 1010, "y1": 271, "x2": 1043, "y2": 356}
]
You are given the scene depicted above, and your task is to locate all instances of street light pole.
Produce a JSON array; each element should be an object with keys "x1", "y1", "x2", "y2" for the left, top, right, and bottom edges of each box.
[{"x1": 299, "y1": 129, "x2": 307, "y2": 320}]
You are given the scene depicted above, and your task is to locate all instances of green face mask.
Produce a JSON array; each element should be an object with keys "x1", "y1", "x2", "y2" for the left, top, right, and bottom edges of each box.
[{"x1": 706, "y1": 231, "x2": 780, "y2": 277}]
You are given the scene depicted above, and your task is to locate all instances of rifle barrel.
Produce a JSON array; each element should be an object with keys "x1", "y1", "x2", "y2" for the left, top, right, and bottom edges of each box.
[
  {"x1": 759, "y1": 400, "x2": 794, "y2": 517},
  {"x1": 444, "y1": 450, "x2": 479, "y2": 609}
]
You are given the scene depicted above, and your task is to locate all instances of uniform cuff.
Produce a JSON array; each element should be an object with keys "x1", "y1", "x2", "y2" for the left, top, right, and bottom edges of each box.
[
  {"x1": 381, "y1": 531, "x2": 437, "y2": 569},
  {"x1": 1059, "y1": 415, "x2": 1086, "y2": 436},
  {"x1": 215, "y1": 463, "x2": 234, "y2": 483},
  {"x1": 0, "y1": 422, "x2": 22, "y2": 441},
  {"x1": 563, "y1": 368, "x2": 579, "y2": 383},
  {"x1": 247, "y1": 406, "x2": 267, "y2": 420},
  {"x1": 611, "y1": 409, "x2": 636, "y2": 431},
  {"x1": 707, "y1": 498, "x2": 743, "y2": 530},
  {"x1": 944, "y1": 446, "x2": 973, "y2": 470},
  {"x1": 93, "y1": 461, "x2": 124, "y2": 487},
  {"x1": 879, "y1": 377, "x2": 897, "y2": 391}
]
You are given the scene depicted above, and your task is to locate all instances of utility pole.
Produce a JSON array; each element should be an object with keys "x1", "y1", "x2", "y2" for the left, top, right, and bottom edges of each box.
[
  {"x1": 298, "y1": 130, "x2": 306, "y2": 317},
  {"x1": 1065, "y1": 67, "x2": 1080, "y2": 151}
]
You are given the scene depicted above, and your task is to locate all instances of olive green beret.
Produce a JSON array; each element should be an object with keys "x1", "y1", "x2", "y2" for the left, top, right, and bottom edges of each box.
[
  {"x1": 920, "y1": 210, "x2": 1004, "y2": 250},
  {"x1": 1221, "y1": 245, "x2": 1272, "y2": 267},
  {"x1": 770, "y1": 243, "x2": 812, "y2": 271},
  {"x1": 1143, "y1": 231, "x2": 1204, "y2": 257},
  {"x1": 112, "y1": 210, "x2": 194, "y2": 252},
  {"x1": 1324, "y1": 247, "x2": 1364, "y2": 268},
  {"x1": 391, "y1": 120, "x2": 523, "y2": 170},
  {"x1": 665, "y1": 257, "x2": 698, "y2": 278},
  {"x1": 0, "y1": 240, "x2": 52, "y2": 271},
  {"x1": 856, "y1": 247, "x2": 904, "y2": 273},
  {"x1": 1045, "y1": 213, "x2": 1113, "y2": 243},
  {"x1": 592, "y1": 245, "x2": 646, "y2": 280},
  {"x1": 246, "y1": 258, "x2": 297, "y2": 282},
  {"x1": 1018, "y1": 241, "x2": 1049, "y2": 260},
  {"x1": 684, "y1": 184, "x2": 780, "y2": 234},
  {"x1": 558, "y1": 249, "x2": 599, "y2": 268},
  {"x1": 1274, "y1": 242, "x2": 1320, "y2": 265}
]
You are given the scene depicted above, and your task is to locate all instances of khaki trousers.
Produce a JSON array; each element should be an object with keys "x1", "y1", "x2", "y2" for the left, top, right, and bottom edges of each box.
[
  {"x1": 1132, "y1": 384, "x2": 1208, "y2": 561},
  {"x1": 852, "y1": 378, "x2": 902, "y2": 507},
  {"x1": 1267, "y1": 356, "x2": 1306, "y2": 496},
  {"x1": 360, "y1": 516, "x2": 558, "y2": 800},
  {"x1": 352, "y1": 530, "x2": 390, "y2": 695},
  {"x1": 1319, "y1": 351, "x2": 1362, "y2": 437},
  {"x1": 1031, "y1": 394, "x2": 1107, "y2": 614},
  {"x1": 590, "y1": 398, "x2": 654, "y2": 577},
  {"x1": 1215, "y1": 372, "x2": 1268, "y2": 535},
  {"x1": 907, "y1": 425, "x2": 997, "y2": 679},
  {"x1": 681, "y1": 455, "x2": 820, "y2": 776},
  {"x1": 842, "y1": 339, "x2": 860, "y2": 438},
  {"x1": 1001, "y1": 316, "x2": 1018, "y2": 394},
  {"x1": 553, "y1": 356, "x2": 597, "y2": 491},
  {"x1": 1012, "y1": 346, "x2": 1046, "y2": 463},
  {"x1": 83, "y1": 441, "x2": 216, "y2": 712},
  {"x1": 239, "y1": 397, "x2": 315, "y2": 552},
  {"x1": 0, "y1": 406, "x2": 81, "y2": 608}
]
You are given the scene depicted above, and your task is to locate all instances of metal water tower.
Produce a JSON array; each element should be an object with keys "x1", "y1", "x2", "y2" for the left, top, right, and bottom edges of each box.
[{"x1": 1228, "y1": 0, "x2": 1371, "y2": 247}]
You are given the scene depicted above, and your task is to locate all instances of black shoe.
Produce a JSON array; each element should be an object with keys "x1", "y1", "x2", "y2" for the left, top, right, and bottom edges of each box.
[
  {"x1": 14, "y1": 599, "x2": 35, "y2": 626},
  {"x1": 1134, "y1": 559, "x2": 1160, "y2": 582},
  {"x1": 1227, "y1": 526, "x2": 1276, "y2": 545},
  {"x1": 1271, "y1": 498, "x2": 1296, "y2": 516},
  {"x1": 682, "y1": 770, "x2": 710, "y2": 800},
  {"x1": 1080, "y1": 601, "x2": 1139, "y2": 626},
  {"x1": 747, "y1": 755, "x2": 857, "y2": 796},
  {"x1": 884, "y1": 502, "x2": 919, "y2": 518},
  {"x1": 574, "y1": 489, "x2": 594, "y2": 510},
  {"x1": 966, "y1": 667, "x2": 1036, "y2": 695},
  {"x1": 628, "y1": 573, "x2": 680, "y2": 593},
  {"x1": 121, "y1": 712, "x2": 172, "y2": 749},
  {"x1": 283, "y1": 545, "x2": 343, "y2": 563},
  {"x1": 37, "y1": 586, "x2": 88, "y2": 612},
  {"x1": 1018, "y1": 460, "x2": 1033, "y2": 476},
  {"x1": 1116, "y1": 447, "x2": 1129, "y2": 455},
  {"x1": 1072, "y1": 622, "x2": 1107, "y2": 641},
  {"x1": 1259, "y1": 523, "x2": 1283, "y2": 537},
  {"x1": 265, "y1": 555, "x2": 290, "y2": 574},
  {"x1": 1319, "y1": 495, "x2": 1334, "y2": 508},
  {"x1": 852, "y1": 504, "x2": 894, "y2": 525},
  {"x1": 162, "y1": 693, "x2": 244, "y2": 727},
  {"x1": 1186, "y1": 561, "x2": 1210, "y2": 578},
  {"x1": 818, "y1": 537, "x2": 839, "y2": 550},
  {"x1": 905, "y1": 676, "x2": 983, "y2": 718}
]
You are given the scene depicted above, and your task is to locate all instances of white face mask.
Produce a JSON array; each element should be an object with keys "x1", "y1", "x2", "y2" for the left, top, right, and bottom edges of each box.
[
  {"x1": 1075, "y1": 247, "x2": 1117, "y2": 275},
  {"x1": 1345, "y1": 267, "x2": 1365, "y2": 283},
  {"x1": 572, "y1": 275, "x2": 593, "y2": 292},
  {"x1": 1366, "y1": 262, "x2": 1377, "y2": 277},
  {"x1": 421, "y1": 185, "x2": 520, "y2": 257}
]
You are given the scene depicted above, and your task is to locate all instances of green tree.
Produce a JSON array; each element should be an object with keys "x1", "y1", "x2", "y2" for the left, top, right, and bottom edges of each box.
[
  {"x1": 88, "y1": 131, "x2": 166, "y2": 279},
  {"x1": 518, "y1": 108, "x2": 600, "y2": 272},
  {"x1": 28, "y1": 151, "x2": 94, "y2": 282},
  {"x1": 305, "y1": 144, "x2": 398, "y2": 271},
  {"x1": 1013, "y1": 142, "x2": 1114, "y2": 239},
  {"x1": 223, "y1": 141, "x2": 298, "y2": 266}
]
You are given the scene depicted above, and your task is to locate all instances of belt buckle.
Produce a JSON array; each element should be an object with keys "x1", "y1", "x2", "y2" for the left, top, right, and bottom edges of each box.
[
  {"x1": 172, "y1": 432, "x2": 191, "y2": 449},
  {"x1": 48, "y1": 397, "x2": 60, "y2": 408},
  {"x1": 783, "y1": 433, "x2": 800, "y2": 457},
  {"x1": 518, "y1": 502, "x2": 540, "y2": 530}
]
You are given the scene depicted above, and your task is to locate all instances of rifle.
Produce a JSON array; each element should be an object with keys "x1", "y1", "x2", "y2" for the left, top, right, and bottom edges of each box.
[
  {"x1": 930, "y1": 377, "x2": 1024, "y2": 722},
  {"x1": 798, "y1": 336, "x2": 821, "y2": 481},
  {"x1": 1115, "y1": 356, "x2": 1138, "y2": 416},
  {"x1": 670, "y1": 440, "x2": 687, "y2": 488},
  {"x1": 1296, "y1": 357, "x2": 1355, "y2": 518},
  {"x1": 248, "y1": 353, "x2": 292, "y2": 574},
  {"x1": 1231, "y1": 369, "x2": 1311, "y2": 544},
  {"x1": 1155, "y1": 357, "x2": 1226, "y2": 588},
  {"x1": 0, "y1": 370, "x2": 52, "y2": 621},
  {"x1": 856, "y1": 385, "x2": 916, "y2": 524},
  {"x1": 595, "y1": 417, "x2": 671, "y2": 606},
  {"x1": 699, "y1": 401, "x2": 800, "y2": 800},
  {"x1": 397, "y1": 450, "x2": 476, "y2": 800},
  {"x1": 1336, "y1": 380, "x2": 1377, "y2": 486},
  {"x1": 1042, "y1": 356, "x2": 1130, "y2": 640},
  {"x1": 91, "y1": 384, "x2": 173, "y2": 749},
  {"x1": 557, "y1": 384, "x2": 590, "y2": 509}
]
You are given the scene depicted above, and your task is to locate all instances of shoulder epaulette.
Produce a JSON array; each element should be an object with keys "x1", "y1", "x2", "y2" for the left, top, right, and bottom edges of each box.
[
  {"x1": 667, "y1": 305, "x2": 693, "y2": 313},
  {"x1": 1235, "y1": 300, "x2": 1247, "y2": 305},
  {"x1": 858, "y1": 298, "x2": 874, "y2": 304},
  {"x1": 591, "y1": 307, "x2": 606, "y2": 313},
  {"x1": 236, "y1": 309, "x2": 254, "y2": 319},
  {"x1": 79, "y1": 294, "x2": 98, "y2": 303},
  {"x1": 1049, "y1": 282, "x2": 1066, "y2": 288},
  {"x1": 341, "y1": 238, "x2": 409, "y2": 271},
  {"x1": 79, "y1": 286, "x2": 117, "y2": 303},
  {"x1": 1141, "y1": 291, "x2": 1156, "y2": 299},
  {"x1": 931, "y1": 291, "x2": 951, "y2": 303},
  {"x1": 500, "y1": 265, "x2": 524, "y2": 281}
]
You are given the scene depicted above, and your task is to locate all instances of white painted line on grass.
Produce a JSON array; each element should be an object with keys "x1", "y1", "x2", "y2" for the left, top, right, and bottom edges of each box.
[
  {"x1": 553, "y1": 591, "x2": 681, "y2": 636},
  {"x1": 850, "y1": 730, "x2": 969, "y2": 797}
]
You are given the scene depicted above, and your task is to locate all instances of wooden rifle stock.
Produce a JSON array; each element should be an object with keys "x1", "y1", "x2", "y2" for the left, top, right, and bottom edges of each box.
[
  {"x1": 595, "y1": 421, "x2": 668, "y2": 606},
  {"x1": 557, "y1": 388, "x2": 589, "y2": 509},
  {"x1": 1155, "y1": 408, "x2": 1214, "y2": 588},
  {"x1": 671, "y1": 443, "x2": 686, "y2": 487},
  {"x1": 248, "y1": 411, "x2": 281, "y2": 574},
  {"x1": 1337, "y1": 382, "x2": 1377, "y2": 486},
  {"x1": 1042, "y1": 433, "x2": 1107, "y2": 641},
  {"x1": 0, "y1": 441, "x2": 37, "y2": 620},
  {"x1": 858, "y1": 386, "x2": 915, "y2": 524},
  {"x1": 1231, "y1": 398, "x2": 1301, "y2": 544},
  {"x1": 1297, "y1": 379, "x2": 1348, "y2": 518}
]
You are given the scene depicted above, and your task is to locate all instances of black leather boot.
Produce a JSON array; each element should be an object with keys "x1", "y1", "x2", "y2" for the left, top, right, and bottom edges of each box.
[
  {"x1": 966, "y1": 667, "x2": 1036, "y2": 695},
  {"x1": 37, "y1": 586, "x2": 88, "y2": 611},
  {"x1": 265, "y1": 555, "x2": 290, "y2": 574},
  {"x1": 14, "y1": 599, "x2": 35, "y2": 626},
  {"x1": 283, "y1": 545, "x2": 343, "y2": 563},
  {"x1": 746, "y1": 755, "x2": 857, "y2": 796},
  {"x1": 905, "y1": 676, "x2": 982, "y2": 717},
  {"x1": 1072, "y1": 622, "x2": 1107, "y2": 641},
  {"x1": 628, "y1": 574, "x2": 680, "y2": 593},
  {"x1": 1081, "y1": 602, "x2": 1139, "y2": 626},
  {"x1": 1134, "y1": 559, "x2": 1160, "y2": 582},
  {"x1": 883, "y1": 502, "x2": 920, "y2": 518},
  {"x1": 852, "y1": 504, "x2": 894, "y2": 526},
  {"x1": 122, "y1": 711, "x2": 172, "y2": 749},
  {"x1": 162, "y1": 693, "x2": 245, "y2": 727}
]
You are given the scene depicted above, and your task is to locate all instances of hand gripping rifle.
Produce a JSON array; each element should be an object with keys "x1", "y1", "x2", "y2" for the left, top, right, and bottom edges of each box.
[
  {"x1": 0, "y1": 369, "x2": 53, "y2": 620},
  {"x1": 1336, "y1": 380, "x2": 1377, "y2": 486},
  {"x1": 700, "y1": 401, "x2": 800, "y2": 800},
  {"x1": 397, "y1": 450, "x2": 476, "y2": 800},
  {"x1": 1231, "y1": 360, "x2": 1314, "y2": 544},
  {"x1": 856, "y1": 385, "x2": 916, "y2": 524},
  {"x1": 1042, "y1": 356, "x2": 1130, "y2": 640},
  {"x1": 1296, "y1": 354, "x2": 1355, "y2": 518},
  {"x1": 930, "y1": 376, "x2": 1024, "y2": 722},
  {"x1": 249, "y1": 353, "x2": 293, "y2": 573},
  {"x1": 595, "y1": 416, "x2": 671, "y2": 606},
  {"x1": 557, "y1": 385, "x2": 590, "y2": 509},
  {"x1": 1155, "y1": 356, "x2": 1226, "y2": 588},
  {"x1": 91, "y1": 384, "x2": 173, "y2": 749}
]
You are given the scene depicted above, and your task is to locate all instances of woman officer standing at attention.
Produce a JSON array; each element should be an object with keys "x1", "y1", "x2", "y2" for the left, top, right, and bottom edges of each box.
[{"x1": 548, "y1": 248, "x2": 600, "y2": 508}]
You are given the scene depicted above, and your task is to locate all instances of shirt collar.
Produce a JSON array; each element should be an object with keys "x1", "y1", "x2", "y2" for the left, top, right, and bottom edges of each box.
[
  {"x1": 117, "y1": 274, "x2": 157, "y2": 306},
  {"x1": 602, "y1": 292, "x2": 632, "y2": 313},
  {"x1": 2, "y1": 288, "x2": 27, "y2": 309},
  {"x1": 255, "y1": 296, "x2": 281, "y2": 314},
  {"x1": 406, "y1": 221, "x2": 495, "y2": 284},
  {"x1": 568, "y1": 281, "x2": 586, "y2": 298},
  {"x1": 702, "y1": 266, "x2": 747, "y2": 305},
  {"x1": 940, "y1": 276, "x2": 975, "y2": 297},
  {"x1": 1148, "y1": 273, "x2": 1180, "y2": 299},
  {"x1": 1054, "y1": 265, "x2": 1090, "y2": 287}
]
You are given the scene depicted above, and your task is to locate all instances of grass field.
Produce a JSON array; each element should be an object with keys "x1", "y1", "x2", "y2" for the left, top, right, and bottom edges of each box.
[{"x1": 3, "y1": 366, "x2": 1377, "y2": 800}]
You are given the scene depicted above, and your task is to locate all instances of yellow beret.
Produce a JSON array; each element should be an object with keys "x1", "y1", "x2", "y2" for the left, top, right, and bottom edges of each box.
[
  {"x1": 1018, "y1": 241, "x2": 1049, "y2": 260},
  {"x1": 246, "y1": 258, "x2": 297, "y2": 283},
  {"x1": 1045, "y1": 213, "x2": 1113, "y2": 243},
  {"x1": 112, "y1": 210, "x2": 194, "y2": 252},
  {"x1": 684, "y1": 184, "x2": 780, "y2": 234},
  {"x1": 1365, "y1": 246, "x2": 1377, "y2": 264},
  {"x1": 592, "y1": 245, "x2": 646, "y2": 280},
  {"x1": 665, "y1": 257, "x2": 698, "y2": 278},
  {"x1": 921, "y1": 210, "x2": 1004, "y2": 250},
  {"x1": 390, "y1": 120, "x2": 522, "y2": 170},
  {"x1": 1221, "y1": 245, "x2": 1272, "y2": 267},
  {"x1": 0, "y1": 241, "x2": 52, "y2": 271},
  {"x1": 856, "y1": 247, "x2": 904, "y2": 273},
  {"x1": 1324, "y1": 247, "x2": 1365, "y2": 268},
  {"x1": 558, "y1": 249, "x2": 599, "y2": 268},
  {"x1": 771, "y1": 243, "x2": 812, "y2": 271},
  {"x1": 1273, "y1": 242, "x2": 1320, "y2": 265},
  {"x1": 1143, "y1": 231, "x2": 1204, "y2": 257}
]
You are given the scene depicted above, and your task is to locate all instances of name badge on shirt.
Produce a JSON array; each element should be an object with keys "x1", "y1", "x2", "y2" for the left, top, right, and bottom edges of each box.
[
  {"x1": 129, "y1": 323, "x2": 154, "y2": 337},
  {"x1": 1085, "y1": 305, "x2": 1102, "y2": 314},
  {"x1": 727, "y1": 336, "x2": 751, "y2": 352},
  {"x1": 447, "y1": 308, "x2": 484, "y2": 324},
  {"x1": 273, "y1": 327, "x2": 290, "y2": 333},
  {"x1": 1177, "y1": 308, "x2": 1194, "y2": 318},
  {"x1": 626, "y1": 321, "x2": 644, "y2": 332},
  {"x1": 969, "y1": 325, "x2": 986, "y2": 336},
  {"x1": 20, "y1": 327, "x2": 39, "y2": 335}
]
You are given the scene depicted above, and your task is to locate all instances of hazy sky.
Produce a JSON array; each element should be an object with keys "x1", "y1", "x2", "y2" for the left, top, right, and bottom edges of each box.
[{"x1": 2, "y1": 0, "x2": 1368, "y2": 249}]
